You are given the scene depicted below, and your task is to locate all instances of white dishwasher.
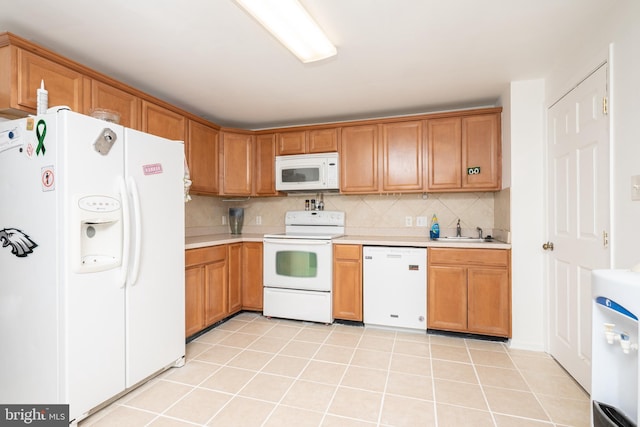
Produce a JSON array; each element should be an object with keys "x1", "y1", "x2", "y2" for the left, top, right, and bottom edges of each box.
[{"x1": 363, "y1": 246, "x2": 427, "y2": 331}]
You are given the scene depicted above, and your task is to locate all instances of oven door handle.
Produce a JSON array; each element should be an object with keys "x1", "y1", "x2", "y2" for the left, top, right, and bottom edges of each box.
[{"x1": 263, "y1": 238, "x2": 331, "y2": 246}]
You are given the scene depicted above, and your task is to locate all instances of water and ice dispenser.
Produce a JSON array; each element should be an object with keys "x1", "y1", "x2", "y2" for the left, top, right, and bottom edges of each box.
[
  {"x1": 73, "y1": 195, "x2": 122, "y2": 273},
  {"x1": 592, "y1": 269, "x2": 640, "y2": 427}
]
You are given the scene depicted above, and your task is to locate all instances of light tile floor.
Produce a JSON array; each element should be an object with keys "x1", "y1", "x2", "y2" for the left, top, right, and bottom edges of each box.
[{"x1": 80, "y1": 312, "x2": 590, "y2": 426}]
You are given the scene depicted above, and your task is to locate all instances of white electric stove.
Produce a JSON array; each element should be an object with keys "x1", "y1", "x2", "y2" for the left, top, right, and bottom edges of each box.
[{"x1": 263, "y1": 211, "x2": 345, "y2": 323}]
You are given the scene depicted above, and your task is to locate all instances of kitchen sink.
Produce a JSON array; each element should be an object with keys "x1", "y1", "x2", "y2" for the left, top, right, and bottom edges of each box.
[{"x1": 432, "y1": 236, "x2": 493, "y2": 243}]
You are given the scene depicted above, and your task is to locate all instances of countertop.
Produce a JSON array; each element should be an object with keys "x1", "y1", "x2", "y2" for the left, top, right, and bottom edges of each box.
[{"x1": 185, "y1": 233, "x2": 511, "y2": 250}]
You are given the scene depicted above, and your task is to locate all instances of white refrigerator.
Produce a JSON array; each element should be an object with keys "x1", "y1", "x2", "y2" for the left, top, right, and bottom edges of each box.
[{"x1": 0, "y1": 110, "x2": 185, "y2": 423}]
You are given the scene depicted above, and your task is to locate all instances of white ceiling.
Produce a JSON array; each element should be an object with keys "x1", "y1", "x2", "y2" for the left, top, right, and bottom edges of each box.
[{"x1": 1, "y1": 1, "x2": 617, "y2": 129}]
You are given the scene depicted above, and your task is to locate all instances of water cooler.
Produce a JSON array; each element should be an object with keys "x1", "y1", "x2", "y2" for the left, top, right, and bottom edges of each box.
[{"x1": 592, "y1": 269, "x2": 640, "y2": 427}]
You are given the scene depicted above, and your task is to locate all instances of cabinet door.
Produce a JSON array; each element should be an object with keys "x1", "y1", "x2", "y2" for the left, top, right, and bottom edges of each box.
[
  {"x1": 427, "y1": 265, "x2": 467, "y2": 332},
  {"x1": 141, "y1": 100, "x2": 185, "y2": 141},
  {"x1": 462, "y1": 114, "x2": 501, "y2": 190},
  {"x1": 333, "y1": 244, "x2": 362, "y2": 321},
  {"x1": 185, "y1": 266, "x2": 205, "y2": 338},
  {"x1": 242, "y1": 242, "x2": 264, "y2": 311},
  {"x1": 17, "y1": 49, "x2": 84, "y2": 113},
  {"x1": 308, "y1": 128, "x2": 339, "y2": 153},
  {"x1": 227, "y1": 243, "x2": 243, "y2": 315},
  {"x1": 276, "y1": 131, "x2": 307, "y2": 155},
  {"x1": 340, "y1": 125, "x2": 379, "y2": 193},
  {"x1": 467, "y1": 267, "x2": 510, "y2": 337},
  {"x1": 188, "y1": 120, "x2": 219, "y2": 195},
  {"x1": 85, "y1": 79, "x2": 140, "y2": 129},
  {"x1": 204, "y1": 255, "x2": 228, "y2": 327},
  {"x1": 254, "y1": 134, "x2": 278, "y2": 196},
  {"x1": 381, "y1": 121, "x2": 423, "y2": 192},
  {"x1": 426, "y1": 117, "x2": 462, "y2": 190},
  {"x1": 220, "y1": 131, "x2": 253, "y2": 196}
]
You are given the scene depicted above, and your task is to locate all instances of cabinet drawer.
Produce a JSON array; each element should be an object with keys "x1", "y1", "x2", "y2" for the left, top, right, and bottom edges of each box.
[
  {"x1": 185, "y1": 246, "x2": 227, "y2": 267},
  {"x1": 334, "y1": 244, "x2": 361, "y2": 260},
  {"x1": 428, "y1": 248, "x2": 509, "y2": 267}
]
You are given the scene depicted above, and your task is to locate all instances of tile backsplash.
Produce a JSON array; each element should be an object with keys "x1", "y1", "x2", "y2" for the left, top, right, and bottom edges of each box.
[{"x1": 186, "y1": 190, "x2": 510, "y2": 241}]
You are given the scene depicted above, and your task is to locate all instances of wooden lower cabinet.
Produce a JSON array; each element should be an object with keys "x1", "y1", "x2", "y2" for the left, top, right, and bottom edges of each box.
[
  {"x1": 185, "y1": 242, "x2": 263, "y2": 338},
  {"x1": 242, "y1": 242, "x2": 264, "y2": 311},
  {"x1": 227, "y1": 243, "x2": 243, "y2": 315},
  {"x1": 427, "y1": 248, "x2": 511, "y2": 337},
  {"x1": 333, "y1": 244, "x2": 363, "y2": 321},
  {"x1": 204, "y1": 250, "x2": 228, "y2": 326},
  {"x1": 184, "y1": 265, "x2": 205, "y2": 338},
  {"x1": 185, "y1": 245, "x2": 227, "y2": 337}
]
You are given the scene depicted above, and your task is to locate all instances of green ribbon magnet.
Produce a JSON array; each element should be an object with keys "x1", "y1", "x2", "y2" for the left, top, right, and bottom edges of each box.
[{"x1": 36, "y1": 119, "x2": 46, "y2": 155}]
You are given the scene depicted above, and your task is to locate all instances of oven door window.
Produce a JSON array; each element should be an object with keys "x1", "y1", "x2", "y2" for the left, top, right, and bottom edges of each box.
[
  {"x1": 276, "y1": 250, "x2": 317, "y2": 277},
  {"x1": 282, "y1": 167, "x2": 320, "y2": 183}
]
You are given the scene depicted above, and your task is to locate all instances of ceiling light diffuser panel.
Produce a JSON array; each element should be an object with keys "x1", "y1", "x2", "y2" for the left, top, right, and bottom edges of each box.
[{"x1": 234, "y1": 0, "x2": 337, "y2": 63}]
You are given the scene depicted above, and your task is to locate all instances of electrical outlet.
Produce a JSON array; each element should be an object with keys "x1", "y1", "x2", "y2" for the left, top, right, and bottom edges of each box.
[
  {"x1": 256, "y1": 215, "x2": 262, "y2": 225},
  {"x1": 222, "y1": 215, "x2": 227, "y2": 225},
  {"x1": 416, "y1": 216, "x2": 428, "y2": 227},
  {"x1": 405, "y1": 216, "x2": 412, "y2": 227}
]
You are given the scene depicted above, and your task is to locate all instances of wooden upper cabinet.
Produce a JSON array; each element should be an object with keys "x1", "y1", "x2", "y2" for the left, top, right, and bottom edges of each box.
[
  {"x1": 141, "y1": 100, "x2": 185, "y2": 141},
  {"x1": 381, "y1": 121, "x2": 423, "y2": 192},
  {"x1": 276, "y1": 128, "x2": 339, "y2": 155},
  {"x1": 340, "y1": 125, "x2": 379, "y2": 194},
  {"x1": 308, "y1": 128, "x2": 339, "y2": 153},
  {"x1": 84, "y1": 79, "x2": 140, "y2": 129},
  {"x1": 220, "y1": 130, "x2": 253, "y2": 196},
  {"x1": 14, "y1": 48, "x2": 84, "y2": 113},
  {"x1": 254, "y1": 133, "x2": 278, "y2": 196},
  {"x1": 276, "y1": 131, "x2": 306, "y2": 155},
  {"x1": 427, "y1": 117, "x2": 462, "y2": 190},
  {"x1": 462, "y1": 114, "x2": 501, "y2": 190},
  {"x1": 427, "y1": 113, "x2": 501, "y2": 192},
  {"x1": 187, "y1": 120, "x2": 219, "y2": 195}
]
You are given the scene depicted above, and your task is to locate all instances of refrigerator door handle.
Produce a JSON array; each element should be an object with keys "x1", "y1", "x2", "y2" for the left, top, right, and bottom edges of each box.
[
  {"x1": 118, "y1": 176, "x2": 131, "y2": 288},
  {"x1": 128, "y1": 176, "x2": 142, "y2": 286}
]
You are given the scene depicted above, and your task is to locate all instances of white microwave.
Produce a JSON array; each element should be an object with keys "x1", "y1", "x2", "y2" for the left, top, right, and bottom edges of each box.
[{"x1": 275, "y1": 152, "x2": 339, "y2": 192}]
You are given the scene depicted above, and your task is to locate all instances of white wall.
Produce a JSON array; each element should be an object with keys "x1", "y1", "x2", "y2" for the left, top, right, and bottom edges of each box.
[
  {"x1": 501, "y1": 80, "x2": 546, "y2": 351},
  {"x1": 546, "y1": 1, "x2": 640, "y2": 270}
]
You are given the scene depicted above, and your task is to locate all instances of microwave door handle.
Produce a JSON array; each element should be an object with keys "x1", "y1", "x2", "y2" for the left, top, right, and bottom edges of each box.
[{"x1": 321, "y1": 161, "x2": 326, "y2": 185}]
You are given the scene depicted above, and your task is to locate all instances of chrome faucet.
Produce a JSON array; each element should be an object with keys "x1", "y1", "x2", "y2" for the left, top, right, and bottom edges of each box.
[
  {"x1": 476, "y1": 227, "x2": 483, "y2": 239},
  {"x1": 456, "y1": 219, "x2": 462, "y2": 237}
]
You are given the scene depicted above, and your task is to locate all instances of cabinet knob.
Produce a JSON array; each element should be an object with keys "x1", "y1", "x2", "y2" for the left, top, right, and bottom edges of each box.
[{"x1": 542, "y1": 241, "x2": 554, "y2": 251}]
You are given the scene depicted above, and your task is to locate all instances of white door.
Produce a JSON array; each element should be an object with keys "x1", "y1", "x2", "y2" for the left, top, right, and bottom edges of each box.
[{"x1": 546, "y1": 64, "x2": 610, "y2": 392}]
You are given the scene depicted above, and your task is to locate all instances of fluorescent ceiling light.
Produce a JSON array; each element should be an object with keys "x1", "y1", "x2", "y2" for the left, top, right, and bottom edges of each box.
[{"x1": 234, "y1": 0, "x2": 337, "y2": 63}]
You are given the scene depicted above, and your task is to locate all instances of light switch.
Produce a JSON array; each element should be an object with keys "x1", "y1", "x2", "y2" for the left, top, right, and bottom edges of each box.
[
  {"x1": 405, "y1": 216, "x2": 412, "y2": 227},
  {"x1": 632, "y1": 175, "x2": 640, "y2": 201}
]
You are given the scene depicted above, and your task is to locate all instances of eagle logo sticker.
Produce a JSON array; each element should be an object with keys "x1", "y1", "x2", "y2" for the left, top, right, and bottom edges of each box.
[{"x1": 0, "y1": 228, "x2": 38, "y2": 257}]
